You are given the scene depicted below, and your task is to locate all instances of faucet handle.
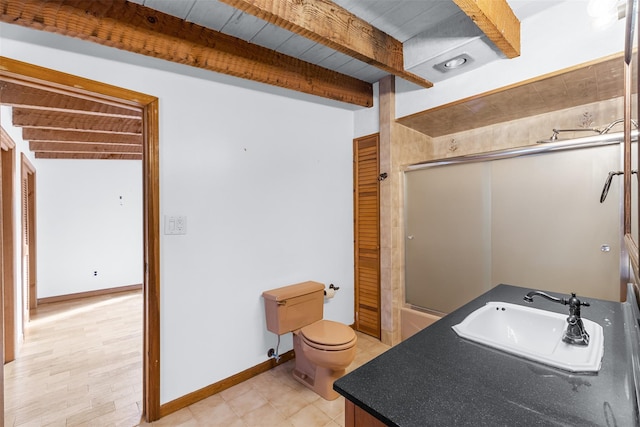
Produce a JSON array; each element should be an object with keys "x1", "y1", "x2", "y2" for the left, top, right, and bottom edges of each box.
[{"x1": 566, "y1": 293, "x2": 589, "y2": 307}]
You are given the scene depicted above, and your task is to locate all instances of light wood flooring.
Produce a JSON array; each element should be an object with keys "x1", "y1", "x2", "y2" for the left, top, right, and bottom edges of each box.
[
  {"x1": 4, "y1": 290, "x2": 390, "y2": 427},
  {"x1": 5, "y1": 290, "x2": 144, "y2": 426}
]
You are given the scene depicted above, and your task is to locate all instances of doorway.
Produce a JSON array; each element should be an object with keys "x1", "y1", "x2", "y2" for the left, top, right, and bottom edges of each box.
[{"x1": 0, "y1": 57, "x2": 161, "y2": 421}]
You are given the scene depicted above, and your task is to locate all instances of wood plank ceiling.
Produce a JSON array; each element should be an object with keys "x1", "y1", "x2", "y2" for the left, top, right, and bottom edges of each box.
[
  {"x1": 1, "y1": 80, "x2": 143, "y2": 160},
  {"x1": 0, "y1": 0, "x2": 523, "y2": 160}
]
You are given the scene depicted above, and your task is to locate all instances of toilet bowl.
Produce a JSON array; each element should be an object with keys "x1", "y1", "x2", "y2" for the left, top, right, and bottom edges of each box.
[
  {"x1": 293, "y1": 319, "x2": 357, "y2": 400},
  {"x1": 262, "y1": 281, "x2": 358, "y2": 400}
]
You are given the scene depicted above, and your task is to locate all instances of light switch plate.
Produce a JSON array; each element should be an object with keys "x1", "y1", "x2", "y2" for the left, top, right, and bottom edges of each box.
[{"x1": 164, "y1": 215, "x2": 187, "y2": 235}]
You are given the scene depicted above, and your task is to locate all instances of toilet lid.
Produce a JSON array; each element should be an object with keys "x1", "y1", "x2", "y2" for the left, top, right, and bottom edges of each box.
[{"x1": 301, "y1": 320, "x2": 356, "y2": 346}]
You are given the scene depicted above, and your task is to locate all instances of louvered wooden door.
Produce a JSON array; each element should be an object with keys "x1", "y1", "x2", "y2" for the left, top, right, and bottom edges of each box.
[
  {"x1": 21, "y1": 163, "x2": 30, "y2": 324},
  {"x1": 21, "y1": 155, "x2": 36, "y2": 327},
  {"x1": 353, "y1": 134, "x2": 380, "y2": 338}
]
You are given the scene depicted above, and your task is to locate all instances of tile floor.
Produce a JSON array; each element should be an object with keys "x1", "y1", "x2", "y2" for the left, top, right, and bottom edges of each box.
[
  {"x1": 4, "y1": 289, "x2": 390, "y2": 426},
  {"x1": 140, "y1": 333, "x2": 390, "y2": 427}
]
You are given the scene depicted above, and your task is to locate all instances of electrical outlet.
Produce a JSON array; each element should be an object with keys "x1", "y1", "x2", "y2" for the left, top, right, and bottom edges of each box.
[
  {"x1": 164, "y1": 215, "x2": 187, "y2": 235},
  {"x1": 175, "y1": 216, "x2": 186, "y2": 234}
]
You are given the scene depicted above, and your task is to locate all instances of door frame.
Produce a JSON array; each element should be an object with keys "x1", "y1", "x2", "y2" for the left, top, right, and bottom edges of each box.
[
  {"x1": 1, "y1": 128, "x2": 16, "y2": 364},
  {"x1": 0, "y1": 56, "x2": 162, "y2": 421}
]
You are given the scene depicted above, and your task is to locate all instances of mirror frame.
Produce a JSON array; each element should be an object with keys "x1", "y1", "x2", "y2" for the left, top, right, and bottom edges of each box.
[{"x1": 624, "y1": 0, "x2": 640, "y2": 299}]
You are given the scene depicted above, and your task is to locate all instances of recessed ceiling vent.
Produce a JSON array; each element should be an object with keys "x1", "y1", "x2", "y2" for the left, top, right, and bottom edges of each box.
[{"x1": 403, "y1": 12, "x2": 505, "y2": 82}]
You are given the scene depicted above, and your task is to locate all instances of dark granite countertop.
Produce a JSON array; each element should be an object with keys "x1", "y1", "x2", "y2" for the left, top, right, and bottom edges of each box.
[{"x1": 334, "y1": 284, "x2": 640, "y2": 426}]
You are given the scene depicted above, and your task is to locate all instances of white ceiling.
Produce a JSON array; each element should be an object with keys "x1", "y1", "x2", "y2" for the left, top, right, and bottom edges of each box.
[{"x1": 128, "y1": 0, "x2": 566, "y2": 84}]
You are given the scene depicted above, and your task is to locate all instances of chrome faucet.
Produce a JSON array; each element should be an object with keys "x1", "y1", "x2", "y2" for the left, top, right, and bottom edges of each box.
[{"x1": 523, "y1": 291, "x2": 591, "y2": 346}]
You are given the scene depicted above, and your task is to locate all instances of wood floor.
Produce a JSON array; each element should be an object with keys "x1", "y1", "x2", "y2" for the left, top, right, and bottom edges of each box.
[
  {"x1": 4, "y1": 290, "x2": 391, "y2": 427},
  {"x1": 4, "y1": 290, "x2": 144, "y2": 426}
]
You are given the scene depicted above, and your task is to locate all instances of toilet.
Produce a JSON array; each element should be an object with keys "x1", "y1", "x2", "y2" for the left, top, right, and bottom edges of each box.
[{"x1": 262, "y1": 281, "x2": 357, "y2": 400}]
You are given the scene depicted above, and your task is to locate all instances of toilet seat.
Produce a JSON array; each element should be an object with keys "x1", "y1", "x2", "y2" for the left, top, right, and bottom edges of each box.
[{"x1": 301, "y1": 320, "x2": 356, "y2": 351}]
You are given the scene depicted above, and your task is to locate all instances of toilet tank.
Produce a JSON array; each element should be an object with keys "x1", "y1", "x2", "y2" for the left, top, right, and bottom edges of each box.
[{"x1": 263, "y1": 281, "x2": 324, "y2": 335}]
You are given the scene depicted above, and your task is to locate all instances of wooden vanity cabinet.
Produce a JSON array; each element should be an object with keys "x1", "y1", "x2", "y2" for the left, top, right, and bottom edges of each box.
[{"x1": 345, "y1": 400, "x2": 388, "y2": 427}]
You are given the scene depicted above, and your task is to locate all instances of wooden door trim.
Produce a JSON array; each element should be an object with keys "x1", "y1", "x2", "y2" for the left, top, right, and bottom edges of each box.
[
  {"x1": 0, "y1": 56, "x2": 161, "y2": 422},
  {"x1": 1, "y1": 128, "x2": 16, "y2": 363},
  {"x1": 1, "y1": 127, "x2": 16, "y2": 150},
  {"x1": 0, "y1": 223, "x2": 2, "y2": 421}
]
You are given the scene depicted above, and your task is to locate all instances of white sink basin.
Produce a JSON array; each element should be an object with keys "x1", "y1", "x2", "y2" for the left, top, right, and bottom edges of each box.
[{"x1": 452, "y1": 302, "x2": 604, "y2": 372}]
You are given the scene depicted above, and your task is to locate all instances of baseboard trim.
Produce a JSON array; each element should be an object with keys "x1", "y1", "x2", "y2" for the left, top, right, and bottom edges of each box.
[
  {"x1": 37, "y1": 284, "x2": 143, "y2": 305},
  {"x1": 159, "y1": 349, "x2": 295, "y2": 418}
]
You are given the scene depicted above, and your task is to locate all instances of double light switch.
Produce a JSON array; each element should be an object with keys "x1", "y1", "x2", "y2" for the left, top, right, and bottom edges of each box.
[{"x1": 164, "y1": 215, "x2": 187, "y2": 235}]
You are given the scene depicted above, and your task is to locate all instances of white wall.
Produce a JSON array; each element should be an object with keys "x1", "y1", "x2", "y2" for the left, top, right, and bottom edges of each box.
[
  {"x1": 36, "y1": 159, "x2": 143, "y2": 298},
  {"x1": 353, "y1": 82, "x2": 380, "y2": 138},
  {"x1": 1, "y1": 24, "x2": 356, "y2": 403}
]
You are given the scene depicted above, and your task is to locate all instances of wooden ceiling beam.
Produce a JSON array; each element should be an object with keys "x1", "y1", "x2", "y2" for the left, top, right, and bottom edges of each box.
[
  {"x1": 29, "y1": 141, "x2": 143, "y2": 154},
  {"x1": 0, "y1": 81, "x2": 142, "y2": 118},
  {"x1": 12, "y1": 108, "x2": 142, "y2": 134},
  {"x1": 35, "y1": 152, "x2": 142, "y2": 160},
  {"x1": 22, "y1": 128, "x2": 143, "y2": 145},
  {"x1": 0, "y1": 0, "x2": 373, "y2": 107},
  {"x1": 219, "y1": 0, "x2": 433, "y2": 88},
  {"x1": 451, "y1": 0, "x2": 520, "y2": 58}
]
